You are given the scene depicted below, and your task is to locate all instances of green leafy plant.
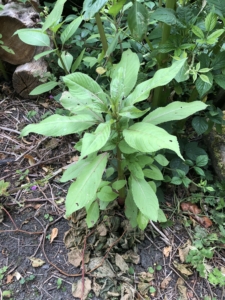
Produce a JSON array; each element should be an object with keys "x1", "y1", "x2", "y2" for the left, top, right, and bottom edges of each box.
[
  {"x1": 0, "y1": 180, "x2": 10, "y2": 196},
  {"x1": 21, "y1": 50, "x2": 207, "y2": 229},
  {"x1": 19, "y1": 274, "x2": 35, "y2": 285},
  {"x1": 44, "y1": 214, "x2": 54, "y2": 222}
]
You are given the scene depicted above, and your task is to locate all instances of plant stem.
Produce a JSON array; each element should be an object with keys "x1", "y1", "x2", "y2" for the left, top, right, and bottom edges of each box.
[
  {"x1": 0, "y1": 60, "x2": 9, "y2": 81},
  {"x1": 95, "y1": 12, "x2": 108, "y2": 54},
  {"x1": 52, "y1": 35, "x2": 69, "y2": 75},
  {"x1": 116, "y1": 120, "x2": 125, "y2": 206}
]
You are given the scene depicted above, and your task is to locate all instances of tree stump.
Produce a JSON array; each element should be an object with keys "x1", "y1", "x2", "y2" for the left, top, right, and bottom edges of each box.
[{"x1": 0, "y1": 1, "x2": 40, "y2": 65}]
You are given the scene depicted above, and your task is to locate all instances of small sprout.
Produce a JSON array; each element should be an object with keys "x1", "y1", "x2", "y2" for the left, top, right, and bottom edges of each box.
[{"x1": 148, "y1": 267, "x2": 154, "y2": 274}]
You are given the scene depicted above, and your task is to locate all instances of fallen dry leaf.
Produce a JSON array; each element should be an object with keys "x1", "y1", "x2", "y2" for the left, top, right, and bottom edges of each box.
[
  {"x1": 24, "y1": 154, "x2": 36, "y2": 166},
  {"x1": 163, "y1": 246, "x2": 172, "y2": 258},
  {"x1": 115, "y1": 253, "x2": 129, "y2": 272},
  {"x1": 29, "y1": 257, "x2": 45, "y2": 267},
  {"x1": 72, "y1": 277, "x2": 91, "y2": 299},
  {"x1": 68, "y1": 249, "x2": 82, "y2": 267},
  {"x1": 177, "y1": 278, "x2": 188, "y2": 300},
  {"x1": 50, "y1": 228, "x2": 58, "y2": 243},
  {"x1": 97, "y1": 224, "x2": 107, "y2": 236},
  {"x1": 161, "y1": 276, "x2": 172, "y2": 289},
  {"x1": 6, "y1": 274, "x2": 14, "y2": 284},
  {"x1": 173, "y1": 261, "x2": 192, "y2": 276},
  {"x1": 178, "y1": 240, "x2": 192, "y2": 263},
  {"x1": 181, "y1": 202, "x2": 212, "y2": 228}
]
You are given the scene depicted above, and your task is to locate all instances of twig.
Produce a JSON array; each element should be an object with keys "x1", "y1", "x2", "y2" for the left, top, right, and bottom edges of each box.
[
  {"x1": 150, "y1": 220, "x2": 171, "y2": 245},
  {"x1": 0, "y1": 126, "x2": 20, "y2": 134}
]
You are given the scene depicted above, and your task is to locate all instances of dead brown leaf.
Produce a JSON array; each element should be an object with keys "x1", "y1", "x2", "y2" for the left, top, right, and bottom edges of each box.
[
  {"x1": 115, "y1": 254, "x2": 129, "y2": 272},
  {"x1": 6, "y1": 274, "x2": 14, "y2": 284},
  {"x1": 163, "y1": 246, "x2": 172, "y2": 257},
  {"x1": 161, "y1": 276, "x2": 172, "y2": 289},
  {"x1": 29, "y1": 257, "x2": 45, "y2": 267},
  {"x1": 177, "y1": 278, "x2": 187, "y2": 300},
  {"x1": 178, "y1": 240, "x2": 192, "y2": 263},
  {"x1": 72, "y1": 277, "x2": 91, "y2": 299},
  {"x1": 50, "y1": 228, "x2": 58, "y2": 243},
  {"x1": 68, "y1": 249, "x2": 82, "y2": 267},
  {"x1": 173, "y1": 261, "x2": 192, "y2": 276},
  {"x1": 24, "y1": 154, "x2": 36, "y2": 166},
  {"x1": 181, "y1": 202, "x2": 212, "y2": 228},
  {"x1": 97, "y1": 224, "x2": 107, "y2": 236}
]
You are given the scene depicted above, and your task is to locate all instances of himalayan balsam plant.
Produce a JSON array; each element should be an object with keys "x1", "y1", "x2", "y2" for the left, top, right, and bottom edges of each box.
[{"x1": 21, "y1": 50, "x2": 207, "y2": 229}]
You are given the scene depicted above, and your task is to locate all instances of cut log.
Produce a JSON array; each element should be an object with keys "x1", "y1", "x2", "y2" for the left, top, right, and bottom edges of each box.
[
  {"x1": 0, "y1": 1, "x2": 40, "y2": 65},
  {"x1": 12, "y1": 58, "x2": 47, "y2": 99}
]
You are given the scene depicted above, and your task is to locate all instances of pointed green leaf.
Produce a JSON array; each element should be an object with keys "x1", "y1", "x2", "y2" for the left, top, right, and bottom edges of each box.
[
  {"x1": 137, "y1": 211, "x2": 149, "y2": 230},
  {"x1": 58, "y1": 51, "x2": 73, "y2": 72},
  {"x1": 214, "y1": 74, "x2": 225, "y2": 89},
  {"x1": 71, "y1": 48, "x2": 85, "y2": 73},
  {"x1": 119, "y1": 106, "x2": 149, "y2": 119},
  {"x1": 150, "y1": 7, "x2": 177, "y2": 25},
  {"x1": 97, "y1": 186, "x2": 117, "y2": 202},
  {"x1": 131, "y1": 175, "x2": 159, "y2": 222},
  {"x1": 196, "y1": 73, "x2": 213, "y2": 98},
  {"x1": 86, "y1": 201, "x2": 99, "y2": 228},
  {"x1": 61, "y1": 16, "x2": 82, "y2": 44},
  {"x1": 125, "y1": 190, "x2": 138, "y2": 228},
  {"x1": 123, "y1": 122, "x2": 183, "y2": 159},
  {"x1": 207, "y1": 29, "x2": 224, "y2": 41},
  {"x1": 15, "y1": 29, "x2": 50, "y2": 47},
  {"x1": 212, "y1": 52, "x2": 225, "y2": 70},
  {"x1": 127, "y1": 2, "x2": 149, "y2": 41},
  {"x1": 83, "y1": 0, "x2": 108, "y2": 20},
  {"x1": 34, "y1": 49, "x2": 56, "y2": 60},
  {"x1": 196, "y1": 155, "x2": 208, "y2": 167},
  {"x1": 60, "y1": 159, "x2": 91, "y2": 182},
  {"x1": 29, "y1": 81, "x2": 59, "y2": 95},
  {"x1": 158, "y1": 209, "x2": 167, "y2": 223},
  {"x1": 110, "y1": 49, "x2": 140, "y2": 100},
  {"x1": 143, "y1": 165, "x2": 163, "y2": 180},
  {"x1": 105, "y1": 32, "x2": 120, "y2": 57},
  {"x1": 154, "y1": 154, "x2": 169, "y2": 166},
  {"x1": 143, "y1": 101, "x2": 207, "y2": 125},
  {"x1": 108, "y1": 0, "x2": 126, "y2": 17},
  {"x1": 112, "y1": 180, "x2": 126, "y2": 190},
  {"x1": 205, "y1": 12, "x2": 217, "y2": 32},
  {"x1": 42, "y1": 0, "x2": 67, "y2": 31},
  {"x1": 66, "y1": 153, "x2": 108, "y2": 215},
  {"x1": 124, "y1": 59, "x2": 186, "y2": 106},
  {"x1": 192, "y1": 116, "x2": 208, "y2": 135},
  {"x1": 192, "y1": 25, "x2": 204, "y2": 38},
  {"x1": 20, "y1": 114, "x2": 97, "y2": 137},
  {"x1": 207, "y1": 0, "x2": 225, "y2": 17},
  {"x1": 81, "y1": 121, "x2": 111, "y2": 158}
]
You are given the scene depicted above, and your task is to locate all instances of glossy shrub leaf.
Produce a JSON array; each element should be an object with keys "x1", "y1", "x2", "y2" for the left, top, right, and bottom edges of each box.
[
  {"x1": 143, "y1": 165, "x2": 164, "y2": 180},
  {"x1": 207, "y1": 0, "x2": 225, "y2": 17},
  {"x1": 192, "y1": 25, "x2": 204, "y2": 38},
  {"x1": 131, "y1": 175, "x2": 159, "y2": 222},
  {"x1": 193, "y1": 166, "x2": 205, "y2": 176},
  {"x1": 112, "y1": 180, "x2": 126, "y2": 190},
  {"x1": 192, "y1": 116, "x2": 208, "y2": 135},
  {"x1": 196, "y1": 155, "x2": 208, "y2": 167},
  {"x1": 127, "y1": 2, "x2": 149, "y2": 41},
  {"x1": 143, "y1": 101, "x2": 207, "y2": 125},
  {"x1": 125, "y1": 59, "x2": 186, "y2": 105},
  {"x1": 214, "y1": 74, "x2": 225, "y2": 89},
  {"x1": 20, "y1": 114, "x2": 97, "y2": 137},
  {"x1": 86, "y1": 201, "x2": 99, "y2": 228},
  {"x1": 60, "y1": 16, "x2": 82, "y2": 44},
  {"x1": 29, "y1": 81, "x2": 59, "y2": 95},
  {"x1": 81, "y1": 121, "x2": 111, "y2": 158},
  {"x1": 71, "y1": 48, "x2": 85, "y2": 72},
  {"x1": 42, "y1": 0, "x2": 67, "y2": 31},
  {"x1": 205, "y1": 12, "x2": 217, "y2": 32},
  {"x1": 110, "y1": 49, "x2": 140, "y2": 100},
  {"x1": 125, "y1": 190, "x2": 138, "y2": 228},
  {"x1": 66, "y1": 153, "x2": 108, "y2": 216},
  {"x1": 206, "y1": 29, "x2": 224, "y2": 44},
  {"x1": 108, "y1": 0, "x2": 126, "y2": 17},
  {"x1": 105, "y1": 32, "x2": 120, "y2": 57},
  {"x1": 123, "y1": 122, "x2": 183, "y2": 159},
  {"x1": 34, "y1": 49, "x2": 56, "y2": 60},
  {"x1": 137, "y1": 211, "x2": 149, "y2": 230},
  {"x1": 185, "y1": 142, "x2": 207, "y2": 160},
  {"x1": 127, "y1": 160, "x2": 144, "y2": 179},
  {"x1": 170, "y1": 157, "x2": 189, "y2": 176},
  {"x1": 15, "y1": 29, "x2": 50, "y2": 47},
  {"x1": 150, "y1": 7, "x2": 177, "y2": 25},
  {"x1": 119, "y1": 106, "x2": 149, "y2": 119},
  {"x1": 97, "y1": 186, "x2": 117, "y2": 202},
  {"x1": 196, "y1": 73, "x2": 213, "y2": 98},
  {"x1": 154, "y1": 154, "x2": 169, "y2": 166},
  {"x1": 83, "y1": 0, "x2": 108, "y2": 20}
]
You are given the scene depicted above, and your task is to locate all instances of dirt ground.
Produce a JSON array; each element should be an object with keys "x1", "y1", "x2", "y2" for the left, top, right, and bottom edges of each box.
[{"x1": 0, "y1": 87, "x2": 223, "y2": 299}]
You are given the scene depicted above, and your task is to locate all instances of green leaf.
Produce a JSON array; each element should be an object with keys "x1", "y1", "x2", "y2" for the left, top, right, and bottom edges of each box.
[
  {"x1": 192, "y1": 26, "x2": 204, "y2": 38},
  {"x1": 63, "y1": 72, "x2": 108, "y2": 106},
  {"x1": 125, "y1": 190, "x2": 138, "y2": 228},
  {"x1": 143, "y1": 165, "x2": 163, "y2": 180},
  {"x1": 81, "y1": 121, "x2": 111, "y2": 158},
  {"x1": 182, "y1": 177, "x2": 191, "y2": 188},
  {"x1": 196, "y1": 72, "x2": 213, "y2": 98},
  {"x1": 58, "y1": 51, "x2": 73, "y2": 73},
  {"x1": 127, "y1": 2, "x2": 149, "y2": 41},
  {"x1": 193, "y1": 166, "x2": 205, "y2": 176},
  {"x1": 137, "y1": 211, "x2": 149, "y2": 230},
  {"x1": 205, "y1": 12, "x2": 217, "y2": 32},
  {"x1": 20, "y1": 114, "x2": 97, "y2": 137},
  {"x1": 124, "y1": 59, "x2": 186, "y2": 106},
  {"x1": 119, "y1": 140, "x2": 137, "y2": 154},
  {"x1": 86, "y1": 201, "x2": 99, "y2": 228},
  {"x1": 0, "y1": 180, "x2": 10, "y2": 196},
  {"x1": 29, "y1": 81, "x2": 59, "y2": 95},
  {"x1": 42, "y1": 0, "x2": 67, "y2": 31},
  {"x1": 105, "y1": 32, "x2": 120, "y2": 57},
  {"x1": 196, "y1": 155, "x2": 208, "y2": 167},
  {"x1": 212, "y1": 51, "x2": 225, "y2": 70},
  {"x1": 110, "y1": 49, "x2": 140, "y2": 100},
  {"x1": 112, "y1": 180, "x2": 126, "y2": 190},
  {"x1": 108, "y1": 0, "x2": 126, "y2": 17},
  {"x1": 214, "y1": 74, "x2": 225, "y2": 89},
  {"x1": 192, "y1": 116, "x2": 208, "y2": 135},
  {"x1": 15, "y1": 29, "x2": 50, "y2": 47},
  {"x1": 199, "y1": 74, "x2": 211, "y2": 84},
  {"x1": 170, "y1": 157, "x2": 189, "y2": 176},
  {"x1": 60, "y1": 16, "x2": 82, "y2": 44},
  {"x1": 60, "y1": 159, "x2": 91, "y2": 182},
  {"x1": 154, "y1": 154, "x2": 169, "y2": 166},
  {"x1": 119, "y1": 106, "x2": 149, "y2": 119},
  {"x1": 143, "y1": 101, "x2": 207, "y2": 125},
  {"x1": 34, "y1": 49, "x2": 56, "y2": 60},
  {"x1": 127, "y1": 160, "x2": 144, "y2": 179},
  {"x1": 185, "y1": 142, "x2": 207, "y2": 161},
  {"x1": 97, "y1": 186, "x2": 117, "y2": 202},
  {"x1": 158, "y1": 209, "x2": 167, "y2": 223},
  {"x1": 131, "y1": 175, "x2": 159, "y2": 222},
  {"x1": 170, "y1": 177, "x2": 182, "y2": 185},
  {"x1": 150, "y1": 7, "x2": 177, "y2": 25},
  {"x1": 71, "y1": 48, "x2": 85, "y2": 73},
  {"x1": 206, "y1": 29, "x2": 224, "y2": 44},
  {"x1": 207, "y1": 0, "x2": 225, "y2": 17},
  {"x1": 83, "y1": 0, "x2": 108, "y2": 20},
  {"x1": 66, "y1": 153, "x2": 108, "y2": 215},
  {"x1": 123, "y1": 122, "x2": 183, "y2": 159}
]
